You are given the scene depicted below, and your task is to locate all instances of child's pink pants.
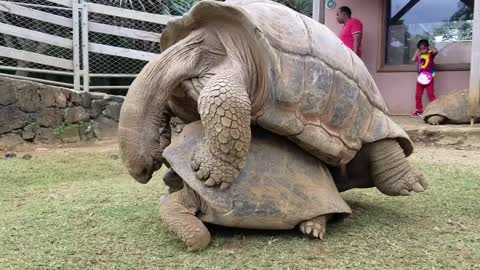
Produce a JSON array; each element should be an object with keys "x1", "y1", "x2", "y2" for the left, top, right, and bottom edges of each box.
[{"x1": 416, "y1": 79, "x2": 436, "y2": 112}]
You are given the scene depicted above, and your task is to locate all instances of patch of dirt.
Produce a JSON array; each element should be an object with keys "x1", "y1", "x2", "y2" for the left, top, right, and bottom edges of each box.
[
  {"x1": 0, "y1": 140, "x2": 119, "y2": 158},
  {"x1": 2, "y1": 141, "x2": 480, "y2": 167},
  {"x1": 409, "y1": 146, "x2": 480, "y2": 167}
]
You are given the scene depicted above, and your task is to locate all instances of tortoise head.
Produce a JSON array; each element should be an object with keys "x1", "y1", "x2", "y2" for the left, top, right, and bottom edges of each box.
[{"x1": 118, "y1": 0, "x2": 275, "y2": 184}]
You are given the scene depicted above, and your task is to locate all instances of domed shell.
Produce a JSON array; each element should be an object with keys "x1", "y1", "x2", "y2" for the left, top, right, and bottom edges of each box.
[
  {"x1": 163, "y1": 121, "x2": 351, "y2": 230},
  {"x1": 161, "y1": 0, "x2": 413, "y2": 162},
  {"x1": 423, "y1": 89, "x2": 470, "y2": 124}
]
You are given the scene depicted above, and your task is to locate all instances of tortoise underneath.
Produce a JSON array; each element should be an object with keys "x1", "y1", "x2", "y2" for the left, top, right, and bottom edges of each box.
[
  {"x1": 160, "y1": 122, "x2": 426, "y2": 251},
  {"x1": 161, "y1": 122, "x2": 351, "y2": 251}
]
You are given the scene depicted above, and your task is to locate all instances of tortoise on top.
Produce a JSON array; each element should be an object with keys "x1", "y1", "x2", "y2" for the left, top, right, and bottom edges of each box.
[
  {"x1": 423, "y1": 89, "x2": 480, "y2": 125},
  {"x1": 118, "y1": 0, "x2": 427, "y2": 195}
]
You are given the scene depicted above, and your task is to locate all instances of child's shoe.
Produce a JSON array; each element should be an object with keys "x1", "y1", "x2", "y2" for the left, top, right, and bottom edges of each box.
[{"x1": 410, "y1": 111, "x2": 422, "y2": 118}]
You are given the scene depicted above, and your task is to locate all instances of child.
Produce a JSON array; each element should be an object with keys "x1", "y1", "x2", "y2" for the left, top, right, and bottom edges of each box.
[{"x1": 410, "y1": 39, "x2": 438, "y2": 117}]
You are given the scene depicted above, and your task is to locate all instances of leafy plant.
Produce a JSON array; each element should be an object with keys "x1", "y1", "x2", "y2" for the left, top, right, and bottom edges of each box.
[
  {"x1": 96, "y1": 0, "x2": 312, "y2": 16},
  {"x1": 52, "y1": 124, "x2": 80, "y2": 139}
]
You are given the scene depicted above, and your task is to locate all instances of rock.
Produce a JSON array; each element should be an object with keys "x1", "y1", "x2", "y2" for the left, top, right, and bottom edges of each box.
[
  {"x1": 16, "y1": 83, "x2": 40, "y2": 112},
  {"x1": 22, "y1": 154, "x2": 32, "y2": 160},
  {"x1": 4, "y1": 152, "x2": 17, "y2": 159},
  {"x1": 38, "y1": 86, "x2": 57, "y2": 108},
  {"x1": 93, "y1": 116, "x2": 118, "y2": 140},
  {"x1": 37, "y1": 108, "x2": 63, "y2": 127},
  {"x1": 107, "y1": 95, "x2": 125, "y2": 103},
  {"x1": 61, "y1": 125, "x2": 80, "y2": 143},
  {"x1": 23, "y1": 122, "x2": 40, "y2": 133},
  {"x1": 79, "y1": 92, "x2": 92, "y2": 108},
  {"x1": 102, "y1": 102, "x2": 122, "y2": 121},
  {"x1": 0, "y1": 133, "x2": 25, "y2": 148},
  {"x1": 110, "y1": 154, "x2": 119, "y2": 160},
  {"x1": 0, "y1": 105, "x2": 30, "y2": 134},
  {"x1": 54, "y1": 90, "x2": 67, "y2": 108},
  {"x1": 79, "y1": 122, "x2": 95, "y2": 141},
  {"x1": 62, "y1": 89, "x2": 82, "y2": 106},
  {"x1": 22, "y1": 131, "x2": 36, "y2": 140},
  {"x1": 35, "y1": 128, "x2": 61, "y2": 144},
  {"x1": 64, "y1": 106, "x2": 89, "y2": 124},
  {"x1": 70, "y1": 91, "x2": 82, "y2": 105},
  {"x1": 89, "y1": 92, "x2": 107, "y2": 100},
  {"x1": 0, "y1": 79, "x2": 17, "y2": 106},
  {"x1": 91, "y1": 99, "x2": 107, "y2": 118},
  {"x1": 22, "y1": 123, "x2": 40, "y2": 140}
]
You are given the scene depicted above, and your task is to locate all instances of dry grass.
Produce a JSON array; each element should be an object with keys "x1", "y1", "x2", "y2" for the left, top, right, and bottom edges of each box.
[{"x1": 1, "y1": 147, "x2": 479, "y2": 269}]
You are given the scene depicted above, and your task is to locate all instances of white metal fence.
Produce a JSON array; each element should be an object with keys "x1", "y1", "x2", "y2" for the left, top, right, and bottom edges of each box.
[
  {"x1": 0, "y1": 0, "x2": 175, "y2": 93},
  {"x1": 0, "y1": 0, "x2": 314, "y2": 94}
]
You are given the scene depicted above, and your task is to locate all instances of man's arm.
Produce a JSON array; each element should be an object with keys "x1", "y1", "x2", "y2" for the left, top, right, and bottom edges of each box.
[
  {"x1": 350, "y1": 19, "x2": 363, "y2": 56},
  {"x1": 353, "y1": 32, "x2": 362, "y2": 56}
]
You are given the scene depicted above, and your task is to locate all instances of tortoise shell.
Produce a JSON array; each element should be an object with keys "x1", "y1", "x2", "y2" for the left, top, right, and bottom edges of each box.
[
  {"x1": 163, "y1": 121, "x2": 351, "y2": 229},
  {"x1": 161, "y1": 0, "x2": 413, "y2": 166},
  {"x1": 423, "y1": 89, "x2": 471, "y2": 124}
]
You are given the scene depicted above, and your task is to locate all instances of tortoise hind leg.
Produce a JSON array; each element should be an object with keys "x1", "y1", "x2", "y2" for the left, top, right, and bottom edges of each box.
[
  {"x1": 367, "y1": 139, "x2": 428, "y2": 196},
  {"x1": 299, "y1": 214, "x2": 332, "y2": 240},
  {"x1": 160, "y1": 185, "x2": 211, "y2": 251},
  {"x1": 427, "y1": 115, "x2": 446, "y2": 125}
]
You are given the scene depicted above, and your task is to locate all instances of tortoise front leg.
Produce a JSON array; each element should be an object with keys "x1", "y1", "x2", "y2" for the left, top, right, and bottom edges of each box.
[
  {"x1": 191, "y1": 72, "x2": 251, "y2": 190},
  {"x1": 160, "y1": 186, "x2": 211, "y2": 252}
]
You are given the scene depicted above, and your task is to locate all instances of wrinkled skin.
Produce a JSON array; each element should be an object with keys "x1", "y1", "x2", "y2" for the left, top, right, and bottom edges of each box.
[
  {"x1": 118, "y1": 0, "x2": 427, "y2": 196},
  {"x1": 118, "y1": 23, "x2": 256, "y2": 189}
]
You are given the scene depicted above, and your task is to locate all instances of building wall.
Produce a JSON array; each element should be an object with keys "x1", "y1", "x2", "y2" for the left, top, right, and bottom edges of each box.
[{"x1": 324, "y1": 0, "x2": 470, "y2": 115}]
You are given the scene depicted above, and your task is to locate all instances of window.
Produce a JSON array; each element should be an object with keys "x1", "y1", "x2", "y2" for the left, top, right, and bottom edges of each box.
[{"x1": 384, "y1": 0, "x2": 474, "y2": 68}]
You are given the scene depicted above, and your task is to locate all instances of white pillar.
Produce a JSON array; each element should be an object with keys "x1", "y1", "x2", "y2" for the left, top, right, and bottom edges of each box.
[
  {"x1": 312, "y1": 0, "x2": 325, "y2": 24},
  {"x1": 469, "y1": 0, "x2": 480, "y2": 124},
  {"x1": 72, "y1": 0, "x2": 81, "y2": 91}
]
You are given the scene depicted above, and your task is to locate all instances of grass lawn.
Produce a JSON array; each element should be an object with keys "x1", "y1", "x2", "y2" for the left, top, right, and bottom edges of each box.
[{"x1": 1, "y1": 148, "x2": 479, "y2": 269}]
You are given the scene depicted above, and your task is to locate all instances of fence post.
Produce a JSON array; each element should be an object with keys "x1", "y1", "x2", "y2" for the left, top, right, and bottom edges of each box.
[
  {"x1": 81, "y1": 0, "x2": 90, "y2": 92},
  {"x1": 72, "y1": 0, "x2": 81, "y2": 91}
]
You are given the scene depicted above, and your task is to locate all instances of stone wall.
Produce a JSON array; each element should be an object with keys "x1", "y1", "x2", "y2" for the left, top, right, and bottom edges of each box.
[{"x1": 0, "y1": 77, "x2": 124, "y2": 149}]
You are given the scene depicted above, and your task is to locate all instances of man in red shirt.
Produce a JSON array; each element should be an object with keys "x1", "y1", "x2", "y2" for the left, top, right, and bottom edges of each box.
[{"x1": 336, "y1": 6, "x2": 363, "y2": 57}]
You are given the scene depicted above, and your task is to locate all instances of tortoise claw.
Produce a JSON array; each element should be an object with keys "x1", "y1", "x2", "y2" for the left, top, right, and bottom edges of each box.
[
  {"x1": 412, "y1": 182, "x2": 425, "y2": 193},
  {"x1": 204, "y1": 179, "x2": 216, "y2": 187},
  {"x1": 220, "y1": 182, "x2": 231, "y2": 190}
]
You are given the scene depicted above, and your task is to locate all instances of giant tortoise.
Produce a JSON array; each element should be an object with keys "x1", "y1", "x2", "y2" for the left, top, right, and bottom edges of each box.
[
  {"x1": 423, "y1": 89, "x2": 480, "y2": 125},
  {"x1": 118, "y1": 0, "x2": 427, "y2": 196},
  {"x1": 161, "y1": 121, "x2": 352, "y2": 251}
]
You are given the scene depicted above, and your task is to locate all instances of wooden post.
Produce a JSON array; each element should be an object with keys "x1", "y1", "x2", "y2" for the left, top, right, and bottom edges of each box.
[
  {"x1": 469, "y1": 0, "x2": 480, "y2": 125},
  {"x1": 313, "y1": 0, "x2": 325, "y2": 24}
]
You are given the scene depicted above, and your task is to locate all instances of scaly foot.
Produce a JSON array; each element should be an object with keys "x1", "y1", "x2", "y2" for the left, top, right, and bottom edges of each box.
[
  {"x1": 376, "y1": 169, "x2": 428, "y2": 196},
  {"x1": 191, "y1": 144, "x2": 245, "y2": 190},
  {"x1": 299, "y1": 215, "x2": 330, "y2": 240}
]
